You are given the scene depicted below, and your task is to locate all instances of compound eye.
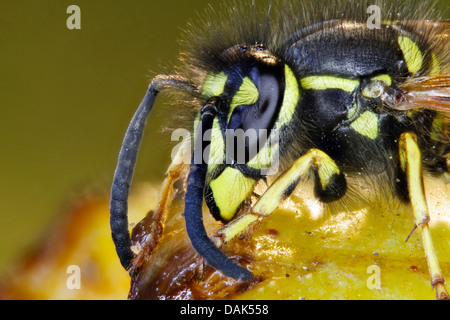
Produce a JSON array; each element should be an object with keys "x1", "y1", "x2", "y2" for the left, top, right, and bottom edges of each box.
[{"x1": 227, "y1": 62, "x2": 285, "y2": 163}]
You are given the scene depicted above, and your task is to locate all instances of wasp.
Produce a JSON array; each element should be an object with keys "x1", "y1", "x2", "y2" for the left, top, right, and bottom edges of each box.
[{"x1": 109, "y1": 0, "x2": 449, "y2": 299}]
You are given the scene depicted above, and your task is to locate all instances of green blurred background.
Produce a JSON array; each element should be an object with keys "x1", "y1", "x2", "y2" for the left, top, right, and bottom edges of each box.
[
  {"x1": 0, "y1": 0, "x2": 448, "y2": 277},
  {"x1": 0, "y1": 0, "x2": 213, "y2": 276}
]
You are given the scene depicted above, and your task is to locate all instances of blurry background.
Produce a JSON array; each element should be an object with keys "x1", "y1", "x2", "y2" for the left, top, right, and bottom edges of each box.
[
  {"x1": 0, "y1": 0, "x2": 448, "y2": 284},
  {"x1": 0, "y1": 0, "x2": 213, "y2": 277}
]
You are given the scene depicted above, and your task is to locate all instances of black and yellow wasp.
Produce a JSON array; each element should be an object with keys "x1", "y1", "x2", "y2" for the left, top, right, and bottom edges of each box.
[{"x1": 110, "y1": 0, "x2": 449, "y2": 299}]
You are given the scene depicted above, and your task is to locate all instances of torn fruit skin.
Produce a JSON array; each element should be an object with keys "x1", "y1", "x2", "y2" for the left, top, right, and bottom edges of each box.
[
  {"x1": 0, "y1": 177, "x2": 447, "y2": 300},
  {"x1": 127, "y1": 175, "x2": 449, "y2": 300}
]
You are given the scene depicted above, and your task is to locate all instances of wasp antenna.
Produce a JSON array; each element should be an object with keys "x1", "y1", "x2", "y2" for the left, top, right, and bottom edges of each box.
[
  {"x1": 184, "y1": 101, "x2": 255, "y2": 282},
  {"x1": 110, "y1": 75, "x2": 196, "y2": 271}
]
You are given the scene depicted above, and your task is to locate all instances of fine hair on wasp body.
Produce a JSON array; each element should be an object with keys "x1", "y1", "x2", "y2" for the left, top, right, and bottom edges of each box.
[{"x1": 110, "y1": 0, "x2": 449, "y2": 299}]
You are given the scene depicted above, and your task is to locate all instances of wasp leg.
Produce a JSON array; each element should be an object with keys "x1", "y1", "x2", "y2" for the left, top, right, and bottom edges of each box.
[
  {"x1": 399, "y1": 132, "x2": 449, "y2": 300},
  {"x1": 215, "y1": 149, "x2": 345, "y2": 245},
  {"x1": 110, "y1": 75, "x2": 196, "y2": 272}
]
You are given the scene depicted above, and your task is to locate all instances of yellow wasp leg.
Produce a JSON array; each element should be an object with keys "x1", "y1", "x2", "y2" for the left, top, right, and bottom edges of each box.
[
  {"x1": 399, "y1": 132, "x2": 449, "y2": 300},
  {"x1": 215, "y1": 149, "x2": 341, "y2": 245}
]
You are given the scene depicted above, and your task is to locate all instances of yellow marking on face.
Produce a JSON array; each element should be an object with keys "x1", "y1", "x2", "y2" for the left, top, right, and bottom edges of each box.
[
  {"x1": 208, "y1": 167, "x2": 256, "y2": 221},
  {"x1": 398, "y1": 36, "x2": 423, "y2": 75},
  {"x1": 247, "y1": 139, "x2": 279, "y2": 170},
  {"x1": 202, "y1": 72, "x2": 227, "y2": 97},
  {"x1": 350, "y1": 111, "x2": 379, "y2": 140},
  {"x1": 228, "y1": 77, "x2": 259, "y2": 122},
  {"x1": 301, "y1": 75, "x2": 359, "y2": 92},
  {"x1": 276, "y1": 65, "x2": 300, "y2": 128},
  {"x1": 195, "y1": 115, "x2": 224, "y2": 170},
  {"x1": 207, "y1": 118, "x2": 225, "y2": 170}
]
